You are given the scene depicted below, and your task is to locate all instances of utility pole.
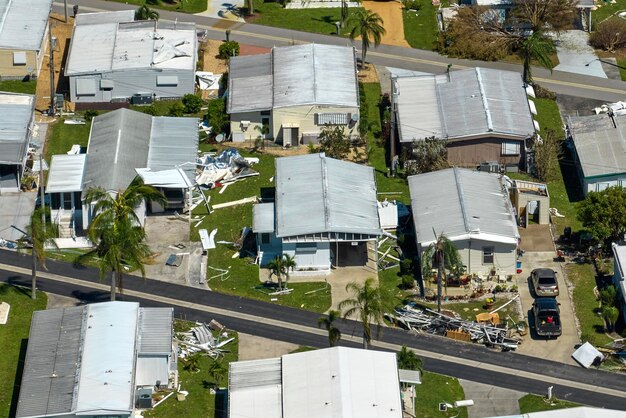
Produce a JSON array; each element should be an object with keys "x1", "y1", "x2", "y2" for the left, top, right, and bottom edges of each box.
[
  {"x1": 39, "y1": 154, "x2": 46, "y2": 233},
  {"x1": 390, "y1": 77, "x2": 397, "y2": 177},
  {"x1": 48, "y1": 22, "x2": 55, "y2": 115},
  {"x1": 64, "y1": 0, "x2": 68, "y2": 22}
]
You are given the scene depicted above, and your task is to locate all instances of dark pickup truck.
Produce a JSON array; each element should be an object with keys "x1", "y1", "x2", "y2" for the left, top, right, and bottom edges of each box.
[{"x1": 532, "y1": 298, "x2": 562, "y2": 338}]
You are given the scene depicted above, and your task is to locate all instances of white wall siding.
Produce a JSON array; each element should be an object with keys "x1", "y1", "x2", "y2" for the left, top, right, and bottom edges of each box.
[
  {"x1": 230, "y1": 111, "x2": 265, "y2": 142},
  {"x1": 584, "y1": 175, "x2": 626, "y2": 195},
  {"x1": 272, "y1": 105, "x2": 359, "y2": 144},
  {"x1": 283, "y1": 242, "x2": 331, "y2": 272}
]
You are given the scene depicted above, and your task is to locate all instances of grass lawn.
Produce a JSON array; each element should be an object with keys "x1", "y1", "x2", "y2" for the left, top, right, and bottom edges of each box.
[
  {"x1": 566, "y1": 262, "x2": 612, "y2": 346},
  {"x1": 417, "y1": 296, "x2": 522, "y2": 324},
  {"x1": 44, "y1": 118, "x2": 92, "y2": 161},
  {"x1": 415, "y1": 371, "x2": 468, "y2": 418},
  {"x1": 518, "y1": 394, "x2": 580, "y2": 413},
  {"x1": 191, "y1": 146, "x2": 332, "y2": 313},
  {"x1": 250, "y1": 0, "x2": 344, "y2": 36},
  {"x1": 143, "y1": 321, "x2": 238, "y2": 418},
  {"x1": 107, "y1": 0, "x2": 207, "y2": 14},
  {"x1": 0, "y1": 79, "x2": 37, "y2": 95},
  {"x1": 592, "y1": 0, "x2": 626, "y2": 24},
  {"x1": 0, "y1": 284, "x2": 47, "y2": 418},
  {"x1": 402, "y1": 0, "x2": 440, "y2": 50}
]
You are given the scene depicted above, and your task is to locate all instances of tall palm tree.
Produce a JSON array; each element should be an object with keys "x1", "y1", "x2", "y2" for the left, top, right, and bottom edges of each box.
[
  {"x1": 135, "y1": 5, "x2": 160, "y2": 21},
  {"x1": 76, "y1": 178, "x2": 165, "y2": 301},
  {"x1": 516, "y1": 31, "x2": 555, "y2": 85},
  {"x1": 338, "y1": 278, "x2": 385, "y2": 349},
  {"x1": 318, "y1": 309, "x2": 342, "y2": 347},
  {"x1": 266, "y1": 254, "x2": 297, "y2": 290},
  {"x1": 421, "y1": 230, "x2": 462, "y2": 313},
  {"x1": 17, "y1": 207, "x2": 58, "y2": 300},
  {"x1": 347, "y1": 9, "x2": 386, "y2": 68}
]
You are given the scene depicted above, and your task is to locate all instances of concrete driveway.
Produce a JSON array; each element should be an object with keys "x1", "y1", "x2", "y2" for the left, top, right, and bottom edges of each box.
[
  {"x1": 0, "y1": 191, "x2": 36, "y2": 243},
  {"x1": 514, "y1": 251, "x2": 580, "y2": 365}
]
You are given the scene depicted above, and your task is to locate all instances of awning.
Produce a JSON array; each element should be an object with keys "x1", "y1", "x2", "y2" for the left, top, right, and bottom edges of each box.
[
  {"x1": 13, "y1": 51, "x2": 26, "y2": 66},
  {"x1": 156, "y1": 75, "x2": 179, "y2": 87},
  {"x1": 100, "y1": 79, "x2": 114, "y2": 90},
  {"x1": 46, "y1": 154, "x2": 86, "y2": 193},
  {"x1": 398, "y1": 369, "x2": 422, "y2": 385},
  {"x1": 136, "y1": 167, "x2": 193, "y2": 188}
]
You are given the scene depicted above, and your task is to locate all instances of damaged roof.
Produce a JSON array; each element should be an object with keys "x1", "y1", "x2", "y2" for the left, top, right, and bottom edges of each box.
[{"x1": 275, "y1": 153, "x2": 381, "y2": 237}]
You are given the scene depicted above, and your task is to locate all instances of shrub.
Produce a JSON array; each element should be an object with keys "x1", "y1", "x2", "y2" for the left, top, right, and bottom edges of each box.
[
  {"x1": 207, "y1": 98, "x2": 228, "y2": 135},
  {"x1": 590, "y1": 18, "x2": 626, "y2": 52},
  {"x1": 168, "y1": 101, "x2": 185, "y2": 117},
  {"x1": 182, "y1": 94, "x2": 203, "y2": 113},
  {"x1": 218, "y1": 41, "x2": 240, "y2": 59},
  {"x1": 402, "y1": 275, "x2": 416, "y2": 289},
  {"x1": 600, "y1": 285, "x2": 617, "y2": 307},
  {"x1": 84, "y1": 110, "x2": 98, "y2": 122}
]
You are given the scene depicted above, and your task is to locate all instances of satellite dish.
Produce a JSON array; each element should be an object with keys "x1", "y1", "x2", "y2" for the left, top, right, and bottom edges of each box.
[
  {"x1": 216, "y1": 134, "x2": 225, "y2": 143},
  {"x1": 351, "y1": 113, "x2": 360, "y2": 122}
]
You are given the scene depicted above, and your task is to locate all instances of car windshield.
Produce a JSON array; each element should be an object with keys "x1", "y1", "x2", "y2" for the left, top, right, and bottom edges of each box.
[{"x1": 538, "y1": 276, "x2": 556, "y2": 285}]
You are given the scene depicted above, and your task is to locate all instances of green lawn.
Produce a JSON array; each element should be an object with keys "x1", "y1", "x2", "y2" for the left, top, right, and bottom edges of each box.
[
  {"x1": 0, "y1": 79, "x2": 37, "y2": 95},
  {"x1": 250, "y1": 0, "x2": 345, "y2": 36},
  {"x1": 518, "y1": 394, "x2": 580, "y2": 413},
  {"x1": 108, "y1": 0, "x2": 207, "y2": 14},
  {"x1": 144, "y1": 322, "x2": 238, "y2": 418},
  {"x1": 592, "y1": 0, "x2": 626, "y2": 24},
  {"x1": 44, "y1": 118, "x2": 92, "y2": 161},
  {"x1": 417, "y1": 296, "x2": 521, "y2": 324},
  {"x1": 191, "y1": 147, "x2": 332, "y2": 313},
  {"x1": 402, "y1": 0, "x2": 440, "y2": 50},
  {"x1": 415, "y1": 371, "x2": 468, "y2": 418},
  {"x1": 0, "y1": 284, "x2": 47, "y2": 418},
  {"x1": 567, "y1": 262, "x2": 612, "y2": 347}
]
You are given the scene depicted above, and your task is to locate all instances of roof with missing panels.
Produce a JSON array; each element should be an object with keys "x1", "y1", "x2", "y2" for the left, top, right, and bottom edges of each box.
[
  {"x1": 227, "y1": 44, "x2": 358, "y2": 113},
  {"x1": 0, "y1": 93, "x2": 34, "y2": 165},
  {"x1": 567, "y1": 113, "x2": 626, "y2": 179},
  {"x1": 66, "y1": 13, "x2": 196, "y2": 75},
  {"x1": 395, "y1": 68, "x2": 535, "y2": 142},
  {"x1": 0, "y1": 0, "x2": 53, "y2": 51},
  {"x1": 408, "y1": 168, "x2": 519, "y2": 246},
  {"x1": 275, "y1": 153, "x2": 381, "y2": 238}
]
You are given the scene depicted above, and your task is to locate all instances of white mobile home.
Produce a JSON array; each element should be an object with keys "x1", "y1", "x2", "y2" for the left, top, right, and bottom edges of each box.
[
  {"x1": 409, "y1": 168, "x2": 519, "y2": 278},
  {"x1": 0, "y1": 93, "x2": 35, "y2": 192},
  {"x1": 253, "y1": 153, "x2": 382, "y2": 272},
  {"x1": 227, "y1": 44, "x2": 360, "y2": 146},
  {"x1": 65, "y1": 11, "x2": 197, "y2": 105},
  {"x1": 612, "y1": 243, "x2": 626, "y2": 324}
]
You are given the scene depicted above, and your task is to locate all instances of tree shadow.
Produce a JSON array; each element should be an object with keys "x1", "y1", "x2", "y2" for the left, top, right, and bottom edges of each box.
[
  {"x1": 214, "y1": 388, "x2": 228, "y2": 418},
  {"x1": 312, "y1": 15, "x2": 336, "y2": 25},
  {"x1": 558, "y1": 142, "x2": 584, "y2": 204},
  {"x1": 71, "y1": 289, "x2": 111, "y2": 303},
  {"x1": 9, "y1": 339, "x2": 28, "y2": 418},
  {"x1": 4, "y1": 276, "x2": 32, "y2": 298}
]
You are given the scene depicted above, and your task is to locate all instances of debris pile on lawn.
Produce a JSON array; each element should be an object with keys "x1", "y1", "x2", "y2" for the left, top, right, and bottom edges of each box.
[
  {"x1": 377, "y1": 231, "x2": 403, "y2": 270},
  {"x1": 176, "y1": 320, "x2": 234, "y2": 359},
  {"x1": 387, "y1": 303, "x2": 521, "y2": 351},
  {"x1": 196, "y1": 148, "x2": 259, "y2": 187}
]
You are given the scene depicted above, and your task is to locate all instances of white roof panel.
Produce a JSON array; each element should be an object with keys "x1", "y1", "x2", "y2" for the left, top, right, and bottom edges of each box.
[
  {"x1": 0, "y1": 93, "x2": 34, "y2": 165},
  {"x1": 0, "y1": 0, "x2": 53, "y2": 51},
  {"x1": 253, "y1": 202, "x2": 275, "y2": 233},
  {"x1": 135, "y1": 356, "x2": 169, "y2": 386},
  {"x1": 46, "y1": 154, "x2": 86, "y2": 193},
  {"x1": 395, "y1": 75, "x2": 443, "y2": 141},
  {"x1": 229, "y1": 358, "x2": 282, "y2": 418}
]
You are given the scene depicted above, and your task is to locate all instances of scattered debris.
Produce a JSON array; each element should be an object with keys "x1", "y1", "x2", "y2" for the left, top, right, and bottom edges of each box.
[
  {"x1": 377, "y1": 199, "x2": 410, "y2": 230},
  {"x1": 66, "y1": 144, "x2": 81, "y2": 154},
  {"x1": 166, "y1": 254, "x2": 183, "y2": 267},
  {"x1": 572, "y1": 342, "x2": 604, "y2": 368},
  {"x1": 199, "y1": 228, "x2": 217, "y2": 251},
  {"x1": 0, "y1": 302, "x2": 10, "y2": 325},
  {"x1": 593, "y1": 101, "x2": 626, "y2": 115},
  {"x1": 196, "y1": 148, "x2": 260, "y2": 186},
  {"x1": 212, "y1": 196, "x2": 258, "y2": 209},
  {"x1": 207, "y1": 265, "x2": 230, "y2": 281},
  {"x1": 550, "y1": 207, "x2": 565, "y2": 218},
  {"x1": 177, "y1": 321, "x2": 235, "y2": 359}
]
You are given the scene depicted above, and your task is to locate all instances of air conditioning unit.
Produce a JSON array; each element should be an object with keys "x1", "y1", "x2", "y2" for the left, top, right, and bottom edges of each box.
[{"x1": 479, "y1": 161, "x2": 503, "y2": 173}]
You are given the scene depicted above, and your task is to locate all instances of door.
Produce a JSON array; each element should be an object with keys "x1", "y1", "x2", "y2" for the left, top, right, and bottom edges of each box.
[{"x1": 62, "y1": 192, "x2": 73, "y2": 210}]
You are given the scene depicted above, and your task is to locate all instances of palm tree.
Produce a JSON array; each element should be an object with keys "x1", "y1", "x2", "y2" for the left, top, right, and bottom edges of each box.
[
  {"x1": 397, "y1": 345, "x2": 423, "y2": 371},
  {"x1": 421, "y1": 230, "x2": 462, "y2": 313},
  {"x1": 266, "y1": 254, "x2": 297, "y2": 290},
  {"x1": 135, "y1": 5, "x2": 160, "y2": 21},
  {"x1": 347, "y1": 9, "x2": 386, "y2": 68},
  {"x1": 318, "y1": 310, "x2": 342, "y2": 347},
  {"x1": 208, "y1": 360, "x2": 227, "y2": 388},
  {"x1": 76, "y1": 178, "x2": 165, "y2": 301},
  {"x1": 17, "y1": 207, "x2": 58, "y2": 300},
  {"x1": 338, "y1": 278, "x2": 385, "y2": 349},
  {"x1": 516, "y1": 31, "x2": 555, "y2": 85}
]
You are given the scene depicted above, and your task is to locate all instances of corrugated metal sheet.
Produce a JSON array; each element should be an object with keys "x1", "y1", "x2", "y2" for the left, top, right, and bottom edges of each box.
[
  {"x1": 275, "y1": 153, "x2": 381, "y2": 238},
  {"x1": 138, "y1": 307, "x2": 173, "y2": 355},
  {"x1": 136, "y1": 356, "x2": 169, "y2": 386},
  {"x1": 75, "y1": 302, "x2": 138, "y2": 414},
  {"x1": 15, "y1": 306, "x2": 84, "y2": 418},
  {"x1": 66, "y1": 17, "x2": 196, "y2": 75},
  {"x1": 0, "y1": 93, "x2": 34, "y2": 164},
  {"x1": 281, "y1": 347, "x2": 402, "y2": 418},
  {"x1": 568, "y1": 114, "x2": 626, "y2": 179},
  {"x1": 253, "y1": 202, "x2": 275, "y2": 233},
  {"x1": 229, "y1": 358, "x2": 282, "y2": 418},
  {"x1": 0, "y1": 0, "x2": 52, "y2": 50},
  {"x1": 408, "y1": 168, "x2": 519, "y2": 246},
  {"x1": 83, "y1": 108, "x2": 152, "y2": 195},
  {"x1": 148, "y1": 117, "x2": 198, "y2": 181},
  {"x1": 46, "y1": 154, "x2": 87, "y2": 193},
  {"x1": 273, "y1": 44, "x2": 358, "y2": 109},
  {"x1": 228, "y1": 53, "x2": 272, "y2": 113},
  {"x1": 395, "y1": 76, "x2": 443, "y2": 142}
]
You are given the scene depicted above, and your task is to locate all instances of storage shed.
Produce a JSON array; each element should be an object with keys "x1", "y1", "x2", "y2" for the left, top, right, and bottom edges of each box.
[{"x1": 510, "y1": 179, "x2": 550, "y2": 225}]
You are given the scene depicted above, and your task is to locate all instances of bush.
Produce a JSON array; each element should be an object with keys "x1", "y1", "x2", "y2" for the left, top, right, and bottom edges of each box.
[
  {"x1": 402, "y1": 275, "x2": 416, "y2": 289},
  {"x1": 207, "y1": 98, "x2": 228, "y2": 135},
  {"x1": 168, "y1": 101, "x2": 185, "y2": 117},
  {"x1": 600, "y1": 286, "x2": 617, "y2": 307},
  {"x1": 84, "y1": 110, "x2": 98, "y2": 122},
  {"x1": 590, "y1": 18, "x2": 626, "y2": 52},
  {"x1": 182, "y1": 94, "x2": 203, "y2": 113},
  {"x1": 218, "y1": 41, "x2": 240, "y2": 59},
  {"x1": 532, "y1": 83, "x2": 556, "y2": 100},
  {"x1": 402, "y1": 0, "x2": 421, "y2": 10}
]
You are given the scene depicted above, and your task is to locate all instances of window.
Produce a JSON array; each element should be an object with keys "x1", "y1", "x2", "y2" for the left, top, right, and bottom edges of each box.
[
  {"x1": 100, "y1": 79, "x2": 114, "y2": 90},
  {"x1": 482, "y1": 247, "x2": 494, "y2": 264},
  {"x1": 260, "y1": 233, "x2": 270, "y2": 245},
  {"x1": 13, "y1": 51, "x2": 26, "y2": 66},
  {"x1": 296, "y1": 243, "x2": 317, "y2": 254},
  {"x1": 501, "y1": 142, "x2": 520, "y2": 156},
  {"x1": 316, "y1": 113, "x2": 349, "y2": 126}
]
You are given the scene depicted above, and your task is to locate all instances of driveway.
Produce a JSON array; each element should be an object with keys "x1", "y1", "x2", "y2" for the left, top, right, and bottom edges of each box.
[
  {"x1": 552, "y1": 30, "x2": 607, "y2": 78},
  {"x1": 514, "y1": 251, "x2": 579, "y2": 365},
  {"x1": 0, "y1": 191, "x2": 37, "y2": 243}
]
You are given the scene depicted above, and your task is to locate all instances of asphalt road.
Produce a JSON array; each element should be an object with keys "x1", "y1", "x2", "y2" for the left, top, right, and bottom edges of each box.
[
  {"x1": 1, "y1": 249, "x2": 625, "y2": 409},
  {"x1": 54, "y1": 0, "x2": 626, "y2": 102}
]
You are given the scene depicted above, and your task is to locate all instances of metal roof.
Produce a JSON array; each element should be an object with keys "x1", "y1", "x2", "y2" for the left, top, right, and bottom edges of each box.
[
  {"x1": 15, "y1": 306, "x2": 84, "y2": 418},
  {"x1": 396, "y1": 68, "x2": 535, "y2": 142},
  {"x1": 567, "y1": 113, "x2": 626, "y2": 179},
  {"x1": 82, "y1": 109, "x2": 198, "y2": 196},
  {"x1": 275, "y1": 153, "x2": 381, "y2": 237},
  {"x1": 138, "y1": 307, "x2": 173, "y2": 355},
  {"x1": 229, "y1": 357, "x2": 283, "y2": 418},
  {"x1": 46, "y1": 154, "x2": 87, "y2": 193},
  {"x1": 253, "y1": 202, "x2": 275, "y2": 233},
  {"x1": 135, "y1": 356, "x2": 169, "y2": 387},
  {"x1": 408, "y1": 168, "x2": 519, "y2": 246},
  {"x1": 66, "y1": 17, "x2": 196, "y2": 75},
  {"x1": 148, "y1": 116, "x2": 199, "y2": 181},
  {"x1": 0, "y1": 0, "x2": 53, "y2": 51},
  {"x1": 75, "y1": 10, "x2": 135, "y2": 26},
  {"x1": 227, "y1": 44, "x2": 358, "y2": 113},
  {"x1": 0, "y1": 93, "x2": 34, "y2": 165}
]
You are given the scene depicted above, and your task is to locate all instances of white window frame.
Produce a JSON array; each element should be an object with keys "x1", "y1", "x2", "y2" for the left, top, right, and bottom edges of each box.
[
  {"x1": 501, "y1": 141, "x2": 520, "y2": 156},
  {"x1": 482, "y1": 247, "x2": 494, "y2": 265}
]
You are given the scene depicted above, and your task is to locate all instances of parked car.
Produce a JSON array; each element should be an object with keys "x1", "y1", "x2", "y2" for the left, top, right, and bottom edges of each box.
[
  {"x1": 532, "y1": 297, "x2": 562, "y2": 338},
  {"x1": 531, "y1": 268, "x2": 559, "y2": 297}
]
